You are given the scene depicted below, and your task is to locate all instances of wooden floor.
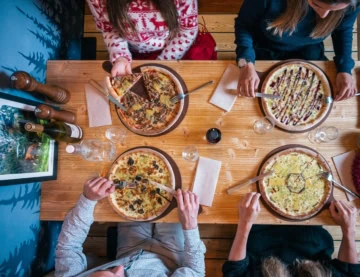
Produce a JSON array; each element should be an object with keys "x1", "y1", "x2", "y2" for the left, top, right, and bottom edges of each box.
[{"x1": 83, "y1": 223, "x2": 360, "y2": 276}]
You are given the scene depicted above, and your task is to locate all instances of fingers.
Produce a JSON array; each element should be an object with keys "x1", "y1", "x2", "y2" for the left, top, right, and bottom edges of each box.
[
  {"x1": 174, "y1": 189, "x2": 184, "y2": 210},
  {"x1": 329, "y1": 201, "x2": 338, "y2": 217},
  {"x1": 125, "y1": 63, "x2": 133, "y2": 75},
  {"x1": 98, "y1": 179, "x2": 113, "y2": 195},
  {"x1": 248, "y1": 80, "x2": 255, "y2": 98},
  {"x1": 250, "y1": 193, "x2": 261, "y2": 208}
]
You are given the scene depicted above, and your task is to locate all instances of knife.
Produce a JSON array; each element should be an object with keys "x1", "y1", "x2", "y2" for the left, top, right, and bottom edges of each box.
[
  {"x1": 227, "y1": 89, "x2": 281, "y2": 99},
  {"x1": 255, "y1": 93, "x2": 281, "y2": 99},
  {"x1": 113, "y1": 179, "x2": 175, "y2": 195},
  {"x1": 88, "y1": 79, "x2": 127, "y2": 112},
  {"x1": 227, "y1": 170, "x2": 274, "y2": 195}
]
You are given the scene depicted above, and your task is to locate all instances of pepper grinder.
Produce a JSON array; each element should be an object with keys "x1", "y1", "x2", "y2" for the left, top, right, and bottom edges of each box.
[
  {"x1": 34, "y1": 104, "x2": 76, "y2": 124},
  {"x1": 11, "y1": 71, "x2": 71, "y2": 104}
]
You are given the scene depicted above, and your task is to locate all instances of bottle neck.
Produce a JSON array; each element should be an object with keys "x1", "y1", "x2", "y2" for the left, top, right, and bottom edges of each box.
[{"x1": 25, "y1": 122, "x2": 44, "y2": 133}]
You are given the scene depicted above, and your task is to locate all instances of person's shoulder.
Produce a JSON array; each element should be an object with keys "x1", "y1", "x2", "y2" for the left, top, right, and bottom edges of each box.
[{"x1": 329, "y1": 259, "x2": 360, "y2": 275}]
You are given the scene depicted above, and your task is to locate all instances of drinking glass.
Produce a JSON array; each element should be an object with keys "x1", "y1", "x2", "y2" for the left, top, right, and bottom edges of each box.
[
  {"x1": 253, "y1": 116, "x2": 275, "y2": 134},
  {"x1": 105, "y1": 127, "x2": 127, "y2": 145},
  {"x1": 182, "y1": 145, "x2": 199, "y2": 162},
  {"x1": 308, "y1": 126, "x2": 339, "y2": 144}
]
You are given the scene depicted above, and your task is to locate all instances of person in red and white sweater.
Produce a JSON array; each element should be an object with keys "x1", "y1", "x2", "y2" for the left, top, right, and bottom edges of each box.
[{"x1": 87, "y1": 0, "x2": 198, "y2": 76}]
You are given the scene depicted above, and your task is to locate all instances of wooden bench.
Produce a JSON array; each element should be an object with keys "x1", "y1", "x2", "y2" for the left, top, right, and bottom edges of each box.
[{"x1": 84, "y1": 4, "x2": 358, "y2": 61}]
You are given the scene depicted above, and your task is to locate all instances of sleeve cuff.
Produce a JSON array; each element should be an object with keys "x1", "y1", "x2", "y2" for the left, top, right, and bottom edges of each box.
[
  {"x1": 183, "y1": 227, "x2": 201, "y2": 246},
  {"x1": 332, "y1": 259, "x2": 360, "y2": 273},
  {"x1": 78, "y1": 194, "x2": 97, "y2": 210}
]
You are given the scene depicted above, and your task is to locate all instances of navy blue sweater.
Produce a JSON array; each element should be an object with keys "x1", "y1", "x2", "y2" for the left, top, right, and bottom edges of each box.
[{"x1": 235, "y1": 0, "x2": 360, "y2": 73}]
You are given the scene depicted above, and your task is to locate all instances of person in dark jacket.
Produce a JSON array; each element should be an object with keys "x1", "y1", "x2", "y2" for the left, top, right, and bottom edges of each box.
[
  {"x1": 222, "y1": 192, "x2": 359, "y2": 277},
  {"x1": 235, "y1": 0, "x2": 360, "y2": 101}
]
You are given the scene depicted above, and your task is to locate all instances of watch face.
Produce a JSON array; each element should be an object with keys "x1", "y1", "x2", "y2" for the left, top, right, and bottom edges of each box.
[{"x1": 238, "y1": 59, "x2": 247, "y2": 68}]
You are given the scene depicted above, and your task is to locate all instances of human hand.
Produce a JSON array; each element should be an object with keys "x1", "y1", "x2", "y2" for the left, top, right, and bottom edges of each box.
[
  {"x1": 237, "y1": 63, "x2": 259, "y2": 97},
  {"x1": 237, "y1": 192, "x2": 261, "y2": 232},
  {"x1": 335, "y1": 72, "x2": 356, "y2": 101},
  {"x1": 83, "y1": 177, "x2": 115, "y2": 201},
  {"x1": 174, "y1": 189, "x2": 199, "y2": 230},
  {"x1": 329, "y1": 200, "x2": 357, "y2": 235},
  {"x1": 90, "y1": 265, "x2": 124, "y2": 277},
  {"x1": 111, "y1": 57, "x2": 132, "y2": 77}
]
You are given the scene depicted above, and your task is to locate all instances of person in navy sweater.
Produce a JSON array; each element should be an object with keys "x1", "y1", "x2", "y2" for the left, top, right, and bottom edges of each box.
[{"x1": 235, "y1": 0, "x2": 360, "y2": 101}]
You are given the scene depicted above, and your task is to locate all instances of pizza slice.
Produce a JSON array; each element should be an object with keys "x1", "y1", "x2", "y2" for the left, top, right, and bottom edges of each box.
[{"x1": 105, "y1": 73, "x2": 142, "y2": 101}]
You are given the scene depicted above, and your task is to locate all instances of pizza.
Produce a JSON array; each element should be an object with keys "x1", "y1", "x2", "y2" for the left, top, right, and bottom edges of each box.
[
  {"x1": 258, "y1": 147, "x2": 332, "y2": 220},
  {"x1": 261, "y1": 61, "x2": 332, "y2": 132},
  {"x1": 108, "y1": 148, "x2": 175, "y2": 221},
  {"x1": 105, "y1": 73, "x2": 142, "y2": 101},
  {"x1": 115, "y1": 66, "x2": 184, "y2": 136}
]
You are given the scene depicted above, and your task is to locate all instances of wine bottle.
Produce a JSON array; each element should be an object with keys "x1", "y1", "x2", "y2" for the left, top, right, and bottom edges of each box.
[
  {"x1": 66, "y1": 140, "x2": 116, "y2": 162},
  {"x1": 25, "y1": 121, "x2": 83, "y2": 143}
]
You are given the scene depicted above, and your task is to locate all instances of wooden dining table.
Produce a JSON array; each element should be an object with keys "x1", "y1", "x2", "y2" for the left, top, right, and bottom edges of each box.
[{"x1": 40, "y1": 60, "x2": 360, "y2": 225}]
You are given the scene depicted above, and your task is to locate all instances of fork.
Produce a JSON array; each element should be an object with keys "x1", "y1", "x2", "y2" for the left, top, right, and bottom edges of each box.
[{"x1": 170, "y1": 80, "x2": 214, "y2": 104}]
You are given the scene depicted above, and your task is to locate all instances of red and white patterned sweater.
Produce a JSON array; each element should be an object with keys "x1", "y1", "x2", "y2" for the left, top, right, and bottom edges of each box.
[{"x1": 86, "y1": 0, "x2": 198, "y2": 63}]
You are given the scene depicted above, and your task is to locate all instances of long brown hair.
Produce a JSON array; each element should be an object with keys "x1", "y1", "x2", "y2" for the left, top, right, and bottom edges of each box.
[
  {"x1": 106, "y1": 0, "x2": 179, "y2": 39},
  {"x1": 267, "y1": 0, "x2": 358, "y2": 38}
]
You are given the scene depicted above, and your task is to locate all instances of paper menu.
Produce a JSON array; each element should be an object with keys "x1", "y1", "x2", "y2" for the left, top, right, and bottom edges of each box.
[
  {"x1": 332, "y1": 151, "x2": 357, "y2": 201},
  {"x1": 192, "y1": 156, "x2": 222, "y2": 207},
  {"x1": 209, "y1": 64, "x2": 240, "y2": 112}
]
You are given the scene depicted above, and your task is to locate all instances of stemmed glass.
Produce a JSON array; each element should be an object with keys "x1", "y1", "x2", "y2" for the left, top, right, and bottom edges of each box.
[
  {"x1": 253, "y1": 116, "x2": 275, "y2": 134},
  {"x1": 182, "y1": 145, "x2": 199, "y2": 162},
  {"x1": 308, "y1": 126, "x2": 339, "y2": 144}
]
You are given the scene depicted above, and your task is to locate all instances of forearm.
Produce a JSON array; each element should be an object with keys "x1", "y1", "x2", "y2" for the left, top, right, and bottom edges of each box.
[
  {"x1": 102, "y1": 31, "x2": 132, "y2": 63},
  {"x1": 338, "y1": 228, "x2": 358, "y2": 264},
  {"x1": 55, "y1": 194, "x2": 97, "y2": 276},
  {"x1": 182, "y1": 227, "x2": 206, "y2": 276},
  {"x1": 228, "y1": 223, "x2": 251, "y2": 261}
]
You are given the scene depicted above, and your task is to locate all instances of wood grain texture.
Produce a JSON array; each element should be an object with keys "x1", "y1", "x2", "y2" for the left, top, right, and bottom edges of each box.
[{"x1": 41, "y1": 60, "x2": 360, "y2": 224}]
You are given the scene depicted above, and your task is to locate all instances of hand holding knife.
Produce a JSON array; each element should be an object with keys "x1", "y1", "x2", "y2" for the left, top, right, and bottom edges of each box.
[{"x1": 88, "y1": 79, "x2": 127, "y2": 111}]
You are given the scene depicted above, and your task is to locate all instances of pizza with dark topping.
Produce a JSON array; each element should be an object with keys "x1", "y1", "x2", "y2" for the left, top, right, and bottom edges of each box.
[{"x1": 261, "y1": 61, "x2": 332, "y2": 132}]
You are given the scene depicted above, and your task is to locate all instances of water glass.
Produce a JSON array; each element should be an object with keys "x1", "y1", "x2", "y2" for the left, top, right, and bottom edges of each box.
[
  {"x1": 105, "y1": 127, "x2": 127, "y2": 145},
  {"x1": 182, "y1": 145, "x2": 199, "y2": 162},
  {"x1": 308, "y1": 126, "x2": 339, "y2": 144},
  {"x1": 253, "y1": 116, "x2": 275, "y2": 134}
]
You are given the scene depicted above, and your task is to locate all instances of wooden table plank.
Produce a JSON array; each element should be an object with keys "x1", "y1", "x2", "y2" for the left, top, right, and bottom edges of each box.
[{"x1": 41, "y1": 60, "x2": 360, "y2": 224}]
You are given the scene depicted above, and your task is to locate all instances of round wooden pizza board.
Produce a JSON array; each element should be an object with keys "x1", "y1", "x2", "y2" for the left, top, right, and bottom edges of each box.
[
  {"x1": 115, "y1": 63, "x2": 189, "y2": 137},
  {"x1": 107, "y1": 146, "x2": 182, "y2": 222},
  {"x1": 256, "y1": 144, "x2": 334, "y2": 222},
  {"x1": 256, "y1": 59, "x2": 334, "y2": 133}
]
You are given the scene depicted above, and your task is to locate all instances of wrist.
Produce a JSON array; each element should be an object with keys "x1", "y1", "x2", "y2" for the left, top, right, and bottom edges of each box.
[
  {"x1": 182, "y1": 220, "x2": 198, "y2": 230},
  {"x1": 342, "y1": 226, "x2": 356, "y2": 239},
  {"x1": 237, "y1": 221, "x2": 252, "y2": 235}
]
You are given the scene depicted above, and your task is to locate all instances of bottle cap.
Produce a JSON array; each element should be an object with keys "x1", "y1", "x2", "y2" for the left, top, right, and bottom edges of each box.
[
  {"x1": 24, "y1": 122, "x2": 44, "y2": 132},
  {"x1": 65, "y1": 145, "x2": 76, "y2": 153},
  {"x1": 206, "y1": 128, "x2": 222, "y2": 144},
  {"x1": 34, "y1": 104, "x2": 51, "y2": 119}
]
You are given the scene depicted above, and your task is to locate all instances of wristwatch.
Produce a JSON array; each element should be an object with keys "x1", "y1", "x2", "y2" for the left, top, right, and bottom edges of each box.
[{"x1": 238, "y1": 58, "x2": 252, "y2": 68}]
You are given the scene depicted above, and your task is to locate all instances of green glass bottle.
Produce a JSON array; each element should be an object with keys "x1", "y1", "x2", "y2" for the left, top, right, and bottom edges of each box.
[{"x1": 25, "y1": 121, "x2": 82, "y2": 143}]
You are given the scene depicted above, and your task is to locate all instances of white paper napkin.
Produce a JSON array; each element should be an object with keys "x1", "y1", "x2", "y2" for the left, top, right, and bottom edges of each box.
[
  {"x1": 209, "y1": 64, "x2": 240, "y2": 112},
  {"x1": 332, "y1": 151, "x2": 357, "y2": 201},
  {"x1": 192, "y1": 156, "x2": 222, "y2": 207},
  {"x1": 84, "y1": 82, "x2": 112, "y2": 127}
]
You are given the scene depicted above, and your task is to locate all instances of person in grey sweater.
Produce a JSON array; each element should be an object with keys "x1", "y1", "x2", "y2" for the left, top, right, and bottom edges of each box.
[{"x1": 55, "y1": 177, "x2": 206, "y2": 277}]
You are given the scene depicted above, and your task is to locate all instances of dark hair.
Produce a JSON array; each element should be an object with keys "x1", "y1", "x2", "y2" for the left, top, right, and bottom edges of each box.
[
  {"x1": 267, "y1": 0, "x2": 358, "y2": 38},
  {"x1": 106, "y1": 0, "x2": 179, "y2": 39}
]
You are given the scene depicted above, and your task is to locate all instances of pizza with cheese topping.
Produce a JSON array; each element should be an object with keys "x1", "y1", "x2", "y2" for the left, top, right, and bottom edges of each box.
[
  {"x1": 258, "y1": 147, "x2": 332, "y2": 220},
  {"x1": 261, "y1": 61, "x2": 332, "y2": 132},
  {"x1": 108, "y1": 148, "x2": 175, "y2": 221},
  {"x1": 105, "y1": 74, "x2": 142, "y2": 101},
  {"x1": 108, "y1": 65, "x2": 184, "y2": 136}
]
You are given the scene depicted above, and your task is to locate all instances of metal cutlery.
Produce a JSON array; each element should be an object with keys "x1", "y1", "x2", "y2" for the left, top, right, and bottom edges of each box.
[
  {"x1": 227, "y1": 170, "x2": 274, "y2": 195},
  {"x1": 88, "y1": 79, "x2": 127, "y2": 112},
  {"x1": 170, "y1": 80, "x2": 214, "y2": 104},
  {"x1": 355, "y1": 93, "x2": 360, "y2": 96},
  {"x1": 226, "y1": 89, "x2": 281, "y2": 99},
  {"x1": 320, "y1": 172, "x2": 360, "y2": 199},
  {"x1": 113, "y1": 179, "x2": 175, "y2": 195}
]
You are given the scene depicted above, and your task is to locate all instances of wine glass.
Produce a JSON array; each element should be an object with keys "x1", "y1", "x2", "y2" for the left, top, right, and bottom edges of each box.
[
  {"x1": 182, "y1": 145, "x2": 199, "y2": 162},
  {"x1": 105, "y1": 127, "x2": 127, "y2": 145},
  {"x1": 308, "y1": 126, "x2": 339, "y2": 144},
  {"x1": 253, "y1": 116, "x2": 275, "y2": 134}
]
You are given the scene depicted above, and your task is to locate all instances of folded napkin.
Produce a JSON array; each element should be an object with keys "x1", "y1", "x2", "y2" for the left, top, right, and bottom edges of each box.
[
  {"x1": 84, "y1": 82, "x2": 112, "y2": 127},
  {"x1": 192, "y1": 156, "x2": 222, "y2": 207},
  {"x1": 332, "y1": 151, "x2": 357, "y2": 201},
  {"x1": 209, "y1": 64, "x2": 240, "y2": 112}
]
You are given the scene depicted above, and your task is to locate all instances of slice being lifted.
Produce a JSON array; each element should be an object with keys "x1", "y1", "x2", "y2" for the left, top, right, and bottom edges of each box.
[{"x1": 105, "y1": 73, "x2": 142, "y2": 101}]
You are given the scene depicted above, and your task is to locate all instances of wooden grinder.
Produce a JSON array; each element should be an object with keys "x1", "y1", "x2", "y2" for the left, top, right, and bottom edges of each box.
[
  {"x1": 11, "y1": 71, "x2": 71, "y2": 104},
  {"x1": 34, "y1": 104, "x2": 76, "y2": 124}
]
